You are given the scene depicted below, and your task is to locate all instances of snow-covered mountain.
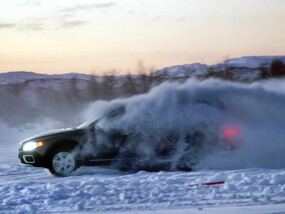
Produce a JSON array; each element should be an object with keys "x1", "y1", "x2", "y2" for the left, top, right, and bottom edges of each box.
[
  {"x1": 0, "y1": 71, "x2": 93, "y2": 85},
  {"x1": 154, "y1": 55, "x2": 285, "y2": 81},
  {"x1": 223, "y1": 56, "x2": 285, "y2": 68},
  {"x1": 1, "y1": 56, "x2": 284, "y2": 85}
]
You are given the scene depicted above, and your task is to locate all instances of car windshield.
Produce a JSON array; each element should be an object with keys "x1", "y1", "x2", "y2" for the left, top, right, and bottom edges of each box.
[{"x1": 76, "y1": 105, "x2": 125, "y2": 129}]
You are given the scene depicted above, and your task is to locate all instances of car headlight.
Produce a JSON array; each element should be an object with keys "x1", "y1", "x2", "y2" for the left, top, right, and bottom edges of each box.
[{"x1": 23, "y1": 141, "x2": 44, "y2": 151}]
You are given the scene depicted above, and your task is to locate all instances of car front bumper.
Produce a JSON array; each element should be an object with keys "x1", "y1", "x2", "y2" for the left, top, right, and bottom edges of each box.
[{"x1": 18, "y1": 151, "x2": 47, "y2": 167}]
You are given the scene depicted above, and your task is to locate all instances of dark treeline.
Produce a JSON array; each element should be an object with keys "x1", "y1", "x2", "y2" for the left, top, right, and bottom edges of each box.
[
  {"x1": 205, "y1": 59, "x2": 285, "y2": 81},
  {"x1": 0, "y1": 59, "x2": 285, "y2": 127}
]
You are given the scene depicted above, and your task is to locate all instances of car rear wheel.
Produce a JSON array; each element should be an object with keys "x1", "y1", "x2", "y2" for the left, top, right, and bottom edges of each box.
[{"x1": 48, "y1": 147, "x2": 81, "y2": 177}]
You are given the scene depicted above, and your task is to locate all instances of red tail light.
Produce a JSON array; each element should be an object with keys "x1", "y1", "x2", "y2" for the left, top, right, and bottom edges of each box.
[
  {"x1": 224, "y1": 126, "x2": 240, "y2": 139},
  {"x1": 221, "y1": 124, "x2": 241, "y2": 150}
]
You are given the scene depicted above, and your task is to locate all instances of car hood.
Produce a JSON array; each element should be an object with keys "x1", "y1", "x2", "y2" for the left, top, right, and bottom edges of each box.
[{"x1": 20, "y1": 128, "x2": 79, "y2": 144}]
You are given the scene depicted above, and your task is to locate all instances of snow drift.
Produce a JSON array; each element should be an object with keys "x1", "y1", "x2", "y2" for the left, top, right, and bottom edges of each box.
[{"x1": 82, "y1": 78, "x2": 285, "y2": 170}]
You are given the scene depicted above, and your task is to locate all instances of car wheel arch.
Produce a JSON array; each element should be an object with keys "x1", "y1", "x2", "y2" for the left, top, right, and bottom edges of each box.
[{"x1": 44, "y1": 140, "x2": 81, "y2": 166}]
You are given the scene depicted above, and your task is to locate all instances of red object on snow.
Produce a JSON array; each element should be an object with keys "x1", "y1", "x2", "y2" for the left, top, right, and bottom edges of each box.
[{"x1": 190, "y1": 181, "x2": 225, "y2": 186}]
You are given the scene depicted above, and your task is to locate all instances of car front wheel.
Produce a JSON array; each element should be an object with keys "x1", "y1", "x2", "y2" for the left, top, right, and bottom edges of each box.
[{"x1": 48, "y1": 149, "x2": 80, "y2": 177}]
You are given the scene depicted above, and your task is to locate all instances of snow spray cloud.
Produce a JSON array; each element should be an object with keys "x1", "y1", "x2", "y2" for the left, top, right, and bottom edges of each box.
[
  {"x1": 0, "y1": 119, "x2": 62, "y2": 158},
  {"x1": 81, "y1": 78, "x2": 285, "y2": 170}
]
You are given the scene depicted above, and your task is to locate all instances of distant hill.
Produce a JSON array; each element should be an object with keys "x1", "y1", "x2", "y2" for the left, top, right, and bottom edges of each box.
[
  {"x1": 1, "y1": 56, "x2": 284, "y2": 85},
  {"x1": 154, "y1": 56, "x2": 285, "y2": 82},
  {"x1": 0, "y1": 71, "x2": 94, "y2": 85}
]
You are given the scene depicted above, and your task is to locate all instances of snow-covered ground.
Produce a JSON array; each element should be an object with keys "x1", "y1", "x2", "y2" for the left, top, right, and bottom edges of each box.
[
  {"x1": 1, "y1": 158, "x2": 285, "y2": 213},
  {"x1": 1, "y1": 76, "x2": 285, "y2": 213}
]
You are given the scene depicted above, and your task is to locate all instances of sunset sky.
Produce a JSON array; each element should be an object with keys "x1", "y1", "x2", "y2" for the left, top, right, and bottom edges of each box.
[{"x1": 1, "y1": 0, "x2": 285, "y2": 74}]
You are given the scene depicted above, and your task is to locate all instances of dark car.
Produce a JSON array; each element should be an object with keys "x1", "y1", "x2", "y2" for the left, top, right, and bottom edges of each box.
[
  {"x1": 18, "y1": 105, "x2": 241, "y2": 177},
  {"x1": 18, "y1": 107, "x2": 132, "y2": 176}
]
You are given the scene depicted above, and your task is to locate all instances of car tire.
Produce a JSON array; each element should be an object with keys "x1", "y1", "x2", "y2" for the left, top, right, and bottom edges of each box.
[{"x1": 48, "y1": 147, "x2": 82, "y2": 177}]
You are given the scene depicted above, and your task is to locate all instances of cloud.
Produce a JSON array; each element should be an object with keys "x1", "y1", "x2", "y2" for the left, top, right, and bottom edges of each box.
[
  {"x1": 21, "y1": 0, "x2": 41, "y2": 6},
  {"x1": 16, "y1": 14, "x2": 88, "y2": 31},
  {"x1": 143, "y1": 16, "x2": 161, "y2": 25},
  {"x1": 16, "y1": 16, "x2": 48, "y2": 31},
  {"x1": 127, "y1": 10, "x2": 161, "y2": 25},
  {"x1": 150, "y1": 16, "x2": 160, "y2": 23},
  {"x1": 60, "y1": 20, "x2": 89, "y2": 29},
  {"x1": 10, "y1": 2, "x2": 114, "y2": 31},
  {"x1": 0, "y1": 23, "x2": 16, "y2": 29},
  {"x1": 19, "y1": 22, "x2": 43, "y2": 31},
  {"x1": 177, "y1": 18, "x2": 187, "y2": 23},
  {"x1": 60, "y1": 2, "x2": 117, "y2": 13},
  {"x1": 61, "y1": 14, "x2": 76, "y2": 19}
]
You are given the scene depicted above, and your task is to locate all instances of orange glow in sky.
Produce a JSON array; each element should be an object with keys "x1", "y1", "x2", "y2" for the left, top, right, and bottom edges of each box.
[{"x1": 0, "y1": 0, "x2": 285, "y2": 74}]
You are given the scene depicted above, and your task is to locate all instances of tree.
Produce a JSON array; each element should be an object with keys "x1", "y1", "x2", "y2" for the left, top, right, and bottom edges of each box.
[
  {"x1": 270, "y1": 59, "x2": 285, "y2": 77},
  {"x1": 101, "y1": 69, "x2": 119, "y2": 100},
  {"x1": 137, "y1": 60, "x2": 149, "y2": 94},
  {"x1": 122, "y1": 72, "x2": 137, "y2": 96},
  {"x1": 148, "y1": 66, "x2": 156, "y2": 88},
  {"x1": 258, "y1": 63, "x2": 270, "y2": 79},
  {"x1": 86, "y1": 73, "x2": 100, "y2": 101}
]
